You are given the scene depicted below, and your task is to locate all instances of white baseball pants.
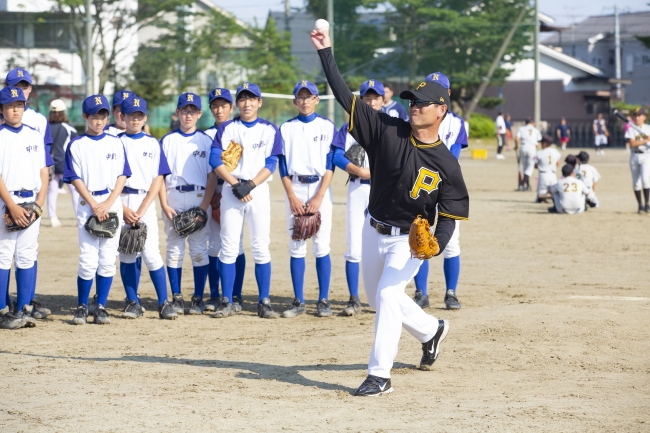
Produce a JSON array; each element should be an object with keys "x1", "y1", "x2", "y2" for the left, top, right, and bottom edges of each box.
[
  {"x1": 441, "y1": 220, "x2": 460, "y2": 259},
  {"x1": 119, "y1": 193, "x2": 164, "y2": 270},
  {"x1": 0, "y1": 196, "x2": 41, "y2": 270},
  {"x1": 219, "y1": 182, "x2": 271, "y2": 265},
  {"x1": 361, "y1": 213, "x2": 440, "y2": 378},
  {"x1": 76, "y1": 193, "x2": 123, "y2": 280},
  {"x1": 595, "y1": 134, "x2": 607, "y2": 147},
  {"x1": 520, "y1": 146, "x2": 536, "y2": 177},
  {"x1": 630, "y1": 153, "x2": 650, "y2": 191},
  {"x1": 344, "y1": 179, "x2": 370, "y2": 263},
  {"x1": 47, "y1": 174, "x2": 79, "y2": 218},
  {"x1": 163, "y1": 189, "x2": 210, "y2": 268},
  {"x1": 284, "y1": 179, "x2": 332, "y2": 258},
  {"x1": 537, "y1": 172, "x2": 558, "y2": 196}
]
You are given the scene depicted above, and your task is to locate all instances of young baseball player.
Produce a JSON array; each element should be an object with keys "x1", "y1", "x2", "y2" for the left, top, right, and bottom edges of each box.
[
  {"x1": 118, "y1": 95, "x2": 176, "y2": 320},
  {"x1": 159, "y1": 93, "x2": 216, "y2": 315},
  {"x1": 548, "y1": 164, "x2": 588, "y2": 214},
  {"x1": 331, "y1": 79, "x2": 381, "y2": 316},
  {"x1": 210, "y1": 82, "x2": 282, "y2": 319},
  {"x1": 105, "y1": 90, "x2": 132, "y2": 136},
  {"x1": 534, "y1": 135, "x2": 561, "y2": 203},
  {"x1": 0, "y1": 87, "x2": 52, "y2": 329},
  {"x1": 203, "y1": 88, "x2": 247, "y2": 313},
  {"x1": 64, "y1": 94, "x2": 131, "y2": 325},
  {"x1": 593, "y1": 113, "x2": 608, "y2": 156},
  {"x1": 312, "y1": 29, "x2": 469, "y2": 396},
  {"x1": 279, "y1": 80, "x2": 335, "y2": 318},
  {"x1": 625, "y1": 108, "x2": 650, "y2": 213},
  {"x1": 574, "y1": 151, "x2": 600, "y2": 209},
  {"x1": 381, "y1": 83, "x2": 409, "y2": 121},
  {"x1": 515, "y1": 117, "x2": 542, "y2": 191},
  {"x1": 556, "y1": 117, "x2": 571, "y2": 151},
  {"x1": 495, "y1": 111, "x2": 506, "y2": 159}
]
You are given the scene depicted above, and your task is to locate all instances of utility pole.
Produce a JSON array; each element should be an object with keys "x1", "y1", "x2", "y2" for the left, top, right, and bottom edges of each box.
[
  {"x1": 614, "y1": 5, "x2": 622, "y2": 99},
  {"x1": 85, "y1": 0, "x2": 93, "y2": 95},
  {"x1": 533, "y1": 0, "x2": 540, "y2": 126},
  {"x1": 327, "y1": 0, "x2": 335, "y2": 122},
  {"x1": 284, "y1": 0, "x2": 290, "y2": 32}
]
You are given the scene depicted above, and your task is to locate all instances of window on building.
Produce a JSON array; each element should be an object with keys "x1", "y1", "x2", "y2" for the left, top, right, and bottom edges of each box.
[
  {"x1": 591, "y1": 57, "x2": 602, "y2": 66},
  {"x1": 0, "y1": 12, "x2": 72, "y2": 50}
]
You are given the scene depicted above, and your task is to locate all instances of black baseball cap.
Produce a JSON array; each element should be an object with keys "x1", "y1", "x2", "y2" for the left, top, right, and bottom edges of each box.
[
  {"x1": 399, "y1": 81, "x2": 450, "y2": 106},
  {"x1": 576, "y1": 151, "x2": 589, "y2": 163}
]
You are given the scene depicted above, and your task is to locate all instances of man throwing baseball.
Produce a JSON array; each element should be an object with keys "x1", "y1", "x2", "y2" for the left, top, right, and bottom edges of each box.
[{"x1": 311, "y1": 24, "x2": 469, "y2": 396}]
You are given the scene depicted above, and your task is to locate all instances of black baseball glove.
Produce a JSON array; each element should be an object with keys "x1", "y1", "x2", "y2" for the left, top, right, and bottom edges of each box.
[
  {"x1": 3, "y1": 202, "x2": 43, "y2": 232},
  {"x1": 232, "y1": 180, "x2": 256, "y2": 200},
  {"x1": 85, "y1": 212, "x2": 120, "y2": 238},
  {"x1": 172, "y1": 207, "x2": 208, "y2": 237},
  {"x1": 118, "y1": 221, "x2": 147, "y2": 254},
  {"x1": 344, "y1": 144, "x2": 366, "y2": 180}
]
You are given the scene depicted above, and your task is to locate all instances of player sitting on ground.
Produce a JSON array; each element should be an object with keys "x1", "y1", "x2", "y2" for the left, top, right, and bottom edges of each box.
[
  {"x1": 534, "y1": 135, "x2": 561, "y2": 203},
  {"x1": 548, "y1": 164, "x2": 589, "y2": 214},
  {"x1": 574, "y1": 151, "x2": 600, "y2": 209}
]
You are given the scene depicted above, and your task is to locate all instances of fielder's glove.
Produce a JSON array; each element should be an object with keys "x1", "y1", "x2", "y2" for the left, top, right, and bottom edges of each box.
[
  {"x1": 291, "y1": 211, "x2": 321, "y2": 241},
  {"x1": 210, "y1": 192, "x2": 222, "y2": 224},
  {"x1": 3, "y1": 202, "x2": 43, "y2": 232},
  {"x1": 117, "y1": 221, "x2": 147, "y2": 254},
  {"x1": 221, "y1": 141, "x2": 243, "y2": 172},
  {"x1": 172, "y1": 207, "x2": 208, "y2": 237},
  {"x1": 85, "y1": 212, "x2": 120, "y2": 238},
  {"x1": 231, "y1": 180, "x2": 256, "y2": 200},
  {"x1": 344, "y1": 144, "x2": 366, "y2": 181},
  {"x1": 408, "y1": 215, "x2": 440, "y2": 260}
]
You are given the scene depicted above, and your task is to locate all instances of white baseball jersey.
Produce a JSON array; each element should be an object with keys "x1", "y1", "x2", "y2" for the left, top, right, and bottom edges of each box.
[
  {"x1": 516, "y1": 124, "x2": 542, "y2": 148},
  {"x1": 551, "y1": 177, "x2": 588, "y2": 214},
  {"x1": 332, "y1": 123, "x2": 369, "y2": 168},
  {"x1": 0, "y1": 124, "x2": 53, "y2": 192},
  {"x1": 213, "y1": 117, "x2": 282, "y2": 182},
  {"x1": 104, "y1": 124, "x2": 124, "y2": 137},
  {"x1": 63, "y1": 133, "x2": 131, "y2": 191},
  {"x1": 204, "y1": 124, "x2": 218, "y2": 140},
  {"x1": 495, "y1": 115, "x2": 506, "y2": 134},
  {"x1": 22, "y1": 106, "x2": 52, "y2": 146},
  {"x1": 280, "y1": 114, "x2": 335, "y2": 177},
  {"x1": 625, "y1": 124, "x2": 650, "y2": 152},
  {"x1": 439, "y1": 111, "x2": 469, "y2": 151},
  {"x1": 119, "y1": 132, "x2": 171, "y2": 191},
  {"x1": 535, "y1": 147, "x2": 561, "y2": 173},
  {"x1": 381, "y1": 101, "x2": 409, "y2": 121},
  {"x1": 575, "y1": 163, "x2": 601, "y2": 190},
  {"x1": 161, "y1": 129, "x2": 212, "y2": 189}
]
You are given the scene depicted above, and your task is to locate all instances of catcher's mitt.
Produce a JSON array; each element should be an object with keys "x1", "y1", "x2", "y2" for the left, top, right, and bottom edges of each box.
[
  {"x1": 3, "y1": 202, "x2": 43, "y2": 232},
  {"x1": 344, "y1": 144, "x2": 366, "y2": 180},
  {"x1": 221, "y1": 141, "x2": 243, "y2": 172},
  {"x1": 84, "y1": 212, "x2": 120, "y2": 238},
  {"x1": 118, "y1": 221, "x2": 147, "y2": 254},
  {"x1": 408, "y1": 215, "x2": 440, "y2": 260},
  {"x1": 291, "y1": 211, "x2": 321, "y2": 241},
  {"x1": 210, "y1": 193, "x2": 221, "y2": 224},
  {"x1": 172, "y1": 207, "x2": 208, "y2": 237}
]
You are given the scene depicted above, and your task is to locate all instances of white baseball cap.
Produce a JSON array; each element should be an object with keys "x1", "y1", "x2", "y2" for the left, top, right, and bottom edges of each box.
[{"x1": 49, "y1": 99, "x2": 67, "y2": 112}]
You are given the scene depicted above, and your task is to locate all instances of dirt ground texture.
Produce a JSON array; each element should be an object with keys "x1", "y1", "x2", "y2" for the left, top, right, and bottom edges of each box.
[{"x1": 1, "y1": 145, "x2": 649, "y2": 432}]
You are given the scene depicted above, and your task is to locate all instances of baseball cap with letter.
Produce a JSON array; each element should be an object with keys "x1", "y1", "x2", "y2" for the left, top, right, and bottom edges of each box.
[
  {"x1": 112, "y1": 90, "x2": 133, "y2": 107},
  {"x1": 209, "y1": 88, "x2": 233, "y2": 105},
  {"x1": 359, "y1": 79, "x2": 385, "y2": 96},
  {"x1": 177, "y1": 92, "x2": 202, "y2": 110},
  {"x1": 426, "y1": 72, "x2": 450, "y2": 89},
  {"x1": 236, "y1": 82, "x2": 262, "y2": 100},
  {"x1": 0, "y1": 86, "x2": 27, "y2": 104},
  {"x1": 399, "y1": 81, "x2": 450, "y2": 106},
  {"x1": 82, "y1": 94, "x2": 110, "y2": 115},
  {"x1": 293, "y1": 80, "x2": 319, "y2": 96},
  {"x1": 121, "y1": 95, "x2": 147, "y2": 115},
  {"x1": 5, "y1": 68, "x2": 32, "y2": 86}
]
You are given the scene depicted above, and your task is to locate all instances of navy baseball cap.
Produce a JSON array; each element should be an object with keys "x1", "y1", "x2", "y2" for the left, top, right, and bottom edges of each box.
[
  {"x1": 5, "y1": 68, "x2": 32, "y2": 86},
  {"x1": 112, "y1": 90, "x2": 133, "y2": 107},
  {"x1": 236, "y1": 82, "x2": 262, "y2": 100},
  {"x1": 0, "y1": 86, "x2": 27, "y2": 105},
  {"x1": 121, "y1": 95, "x2": 147, "y2": 115},
  {"x1": 359, "y1": 79, "x2": 385, "y2": 96},
  {"x1": 400, "y1": 81, "x2": 450, "y2": 106},
  {"x1": 293, "y1": 80, "x2": 319, "y2": 96},
  {"x1": 209, "y1": 88, "x2": 233, "y2": 105},
  {"x1": 177, "y1": 92, "x2": 202, "y2": 110},
  {"x1": 82, "y1": 95, "x2": 110, "y2": 115},
  {"x1": 426, "y1": 72, "x2": 450, "y2": 89}
]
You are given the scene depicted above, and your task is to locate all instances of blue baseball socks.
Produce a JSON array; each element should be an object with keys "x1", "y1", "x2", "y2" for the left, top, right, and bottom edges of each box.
[
  {"x1": 414, "y1": 261, "x2": 429, "y2": 296},
  {"x1": 345, "y1": 261, "x2": 359, "y2": 298}
]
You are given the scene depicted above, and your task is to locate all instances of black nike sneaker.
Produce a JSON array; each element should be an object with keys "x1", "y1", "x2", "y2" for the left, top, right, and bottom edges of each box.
[
  {"x1": 419, "y1": 319, "x2": 450, "y2": 371},
  {"x1": 353, "y1": 375, "x2": 393, "y2": 396}
]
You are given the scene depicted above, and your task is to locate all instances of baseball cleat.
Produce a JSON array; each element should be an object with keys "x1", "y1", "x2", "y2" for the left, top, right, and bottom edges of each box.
[
  {"x1": 281, "y1": 298, "x2": 305, "y2": 318},
  {"x1": 342, "y1": 296, "x2": 361, "y2": 316},
  {"x1": 639, "y1": 205, "x2": 644, "y2": 214},
  {"x1": 72, "y1": 304, "x2": 88, "y2": 325},
  {"x1": 413, "y1": 290, "x2": 430, "y2": 309},
  {"x1": 353, "y1": 375, "x2": 393, "y2": 396},
  {"x1": 211, "y1": 299, "x2": 234, "y2": 318},
  {"x1": 188, "y1": 296, "x2": 204, "y2": 315},
  {"x1": 444, "y1": 290, "x2": 461, "y2": 310},
  {"x1": 30, "y1": 300, "x2": 51, "y2": 319},
  {"x1": 257, "y1": 298, "x2": 279, "y2": 319},
  {"x1": 548, "y1": 206, "x2": 558, "y2": 213},
  {"x1": 50, "y1": 216, "x2": 62, "y2": 228},
  {"x1": 316, "y1": 298, "x2": 332, "y2": 317},
  {"x1": 419, "y1": 319, "x2": 450, "y2": 371},
  {"x1": 158, "y1": 300, "x2": 178, "y2": 320},
  {"x1": 0, "y1": 306, "x2": 8, "y2": 316},
  {"x1": 122, "y1": 300, "x2": 143, "y2": 319},
  {"x1": 171, "y1": 294, "x2": 185, "y2": 315},
  {"x1": 14, "y1": 306, "x2": 36, "y2": 328},
  {"x1": 0, "y1": 311, "x2": 25, "y2": 329},
  {"x1": 204, "y1": 297, "x2": 220, "y2": 312},
  {"x1": 89, "y1": 294, "x2": 97, "y2": 315},
  {"x1": 232, "y1": 296, "x2": 243, "y2": 313},
  {"x1": 645, "y1": 204, "x2": 650, "y2": 213},
  {"x1": 93, "y1": 304, "x2": 111, "y2": 325}
]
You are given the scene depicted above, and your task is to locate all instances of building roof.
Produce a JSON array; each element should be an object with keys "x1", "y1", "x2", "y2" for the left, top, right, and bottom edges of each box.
[
  {"x1": 543, "y1": 11, "x2": 650, "y2": 45},
  {"x1": 538, "y1": 45, "x2": 605, "y2": 77}
]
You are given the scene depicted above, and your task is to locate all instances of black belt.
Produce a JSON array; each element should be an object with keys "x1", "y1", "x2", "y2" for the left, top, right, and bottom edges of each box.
[
  {"x1": 11, "y1": 190, "x2": 34, "y2": 198},
  {"x1": 350, "y1": 177, "x2": 370, "y2": 185},
  {"x1": 290, "y1": 175, "x2": 320, "y2": 184},
  {"x1": 175, "y1": 185, "x2": 205, "y2": 192},
  {"x1": 369, "y1": 217, "x2": 409, "y2": 236},
  {"x1": 634, "y1": 150, "x2": 645, "y2": 154},
  {"x1": 90, "y1": 188, "x2": 109, "y2": 196},
  {"x1": 123, "y1": 186, "x2": 147, "y2": 194}
]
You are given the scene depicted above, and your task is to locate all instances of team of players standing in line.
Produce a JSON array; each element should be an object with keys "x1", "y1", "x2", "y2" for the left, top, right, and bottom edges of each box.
[{"x1": 0, "y1": 66, "x2": 468, "y2": 329}]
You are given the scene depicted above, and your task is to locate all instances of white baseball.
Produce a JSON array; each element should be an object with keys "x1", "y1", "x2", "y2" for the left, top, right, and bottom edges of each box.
[{"x1": 315, "y1": 19, "x2": 330, "y2": 31}]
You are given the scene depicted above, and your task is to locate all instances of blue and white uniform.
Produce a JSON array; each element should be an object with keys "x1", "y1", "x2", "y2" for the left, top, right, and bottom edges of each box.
[
  {"x1": 105, "y1": 90, "x2": 133, "y2": 137},
  {"x1": 381, "y1": 100, "x2": 408, "y2": 121},
  {"x1": 63, "y1": 94, "x2": 131, "y2": 312}
]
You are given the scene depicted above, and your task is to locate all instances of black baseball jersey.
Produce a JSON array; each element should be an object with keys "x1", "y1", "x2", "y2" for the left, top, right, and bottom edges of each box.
[{"x1": 318, "y1": 48, "x2": 469, "y2": 250}]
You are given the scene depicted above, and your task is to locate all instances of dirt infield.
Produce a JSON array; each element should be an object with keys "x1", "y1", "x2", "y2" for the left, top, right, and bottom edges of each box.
[{"x1": 2, "y1": 146, "x2": 649, "y2": 432}]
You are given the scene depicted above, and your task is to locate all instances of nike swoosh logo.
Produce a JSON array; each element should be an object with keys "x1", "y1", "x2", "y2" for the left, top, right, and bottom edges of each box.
[
  {"x1": 429, "y1": 344, "x2": 435, "y2": 354},
  {"x1": 379, "y1": 383, "x2": 387, "y2": 391}
]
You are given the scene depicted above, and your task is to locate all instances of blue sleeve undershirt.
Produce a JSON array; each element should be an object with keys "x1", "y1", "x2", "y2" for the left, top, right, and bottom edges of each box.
[{"x1": 332, "y1": 147, "x2": 351, "y2": 171}]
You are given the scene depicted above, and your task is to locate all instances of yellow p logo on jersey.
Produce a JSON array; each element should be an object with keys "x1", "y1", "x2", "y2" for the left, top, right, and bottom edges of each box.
[
  {"x1": 415, "y1": 82, "x2": 426, "y2": 91},
  {"x1": 133, "y1": 99, "x2": 140, "y2": 107},
  {"x1": 10, "y1": 89, "x2": 18, "y2": 98},
  {"x1": 94, "y1": 96, "x2": 102, "y2": 105},
  {"x1": 187, "y1": 94, "x2": 194, "y2": 102},
  {"x1": 17, "y1": 70, "x2": 24, "y2": 77},
  {"x1": 410, "y1": 168, "x2": 441, "y2": 199}
]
